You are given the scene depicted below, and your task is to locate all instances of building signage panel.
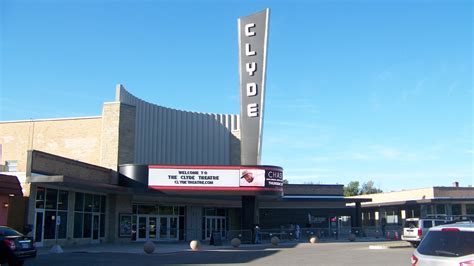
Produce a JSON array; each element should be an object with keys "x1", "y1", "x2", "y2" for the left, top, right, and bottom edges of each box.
[
  {"x1": 148, "y1": 165, "x2": 283, "y2": 191},
  {"x1": 238, "y1": 9, "x2": 269, "y2": 165},
  {"x1": 149, "y1": 168, "x2": 240, "y2": 187}
]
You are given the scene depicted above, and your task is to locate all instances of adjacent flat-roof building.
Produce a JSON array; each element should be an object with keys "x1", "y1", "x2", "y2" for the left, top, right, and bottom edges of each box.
[{"x1": 349, "y1": 185, "x2": 474, "y2": 228}]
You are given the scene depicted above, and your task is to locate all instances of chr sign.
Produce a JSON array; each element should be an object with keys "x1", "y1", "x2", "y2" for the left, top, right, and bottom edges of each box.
[{"x1": 239, "y1": 9, "x2": 269, "y2": 165}]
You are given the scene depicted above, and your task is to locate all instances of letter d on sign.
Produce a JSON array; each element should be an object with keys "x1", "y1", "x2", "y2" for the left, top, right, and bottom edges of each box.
[{"x1": 246, "y1": 83, "x2": 257, "y2": 96}]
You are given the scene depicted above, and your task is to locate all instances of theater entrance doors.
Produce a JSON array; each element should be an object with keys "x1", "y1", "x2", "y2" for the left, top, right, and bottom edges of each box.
[
  {"x1": 204, "y1": 216, "x2": 227, "y2": 240},
  {"x1": 136, "y1": 215, "x2": 178, "y2": 241}
]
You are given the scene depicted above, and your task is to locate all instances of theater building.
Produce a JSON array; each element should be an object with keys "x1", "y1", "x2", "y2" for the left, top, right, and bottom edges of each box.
[
  {"x1": 0, "y1": 10, "x2": 368, "y2": 247},
  {"x1": 0, "y1": 85, "x2": 368, "y2": 247}
]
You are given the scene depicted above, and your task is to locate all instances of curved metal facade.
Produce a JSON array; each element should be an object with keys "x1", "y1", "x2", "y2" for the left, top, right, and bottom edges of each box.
[{"x1": 116, "y1": 85, "x2": 240, "y2": 165}]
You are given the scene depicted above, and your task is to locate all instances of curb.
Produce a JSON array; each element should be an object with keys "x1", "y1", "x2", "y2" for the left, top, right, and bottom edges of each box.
[
  {"x1": 368, "y1": 244, "x2": 411, "y2": 250},
  {"x1": 368, "y1": 245, "x2": 389, "y2": 250}
]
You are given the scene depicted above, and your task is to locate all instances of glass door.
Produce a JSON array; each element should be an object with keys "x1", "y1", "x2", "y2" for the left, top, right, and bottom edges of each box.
[
  {"x1": 137, "y1": 216, "x2": 147, "y2": 241},
  {"x1": 136, "y1": 215, "x2": 158, "y2": 241},
  {"x1": 204, "y1": 216, "x2": 226, "y2": 240},
  {"x1": 148, "y1": 217, "x2": 157, "y2": 240},
  {"x1": 205, "y1": 217, "x2": 213, "y2": 240},
  {"x1": 159, "y1": 216, "x2": 179, "y2": 240},
  {"x1": 159, "y1": 217, "x2": 168, "y2": 239},
  {"x1": 34, "y1": 210, "x2": 45, "y2": 247},
  {"x1": 169, "y1": 217, "x2": 178, "y2": 239},
  {"x1": 92, "y1": 214, "x2": 100, "y2": 243}
]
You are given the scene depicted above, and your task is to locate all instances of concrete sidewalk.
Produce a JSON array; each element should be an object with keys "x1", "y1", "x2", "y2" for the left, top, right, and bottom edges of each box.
[
  {"x1": 37, "y1": 238, "x2": 410, "y2": 255},
  {"x1": 36, "y1": 241, "x2": 258, "y2": 255}
]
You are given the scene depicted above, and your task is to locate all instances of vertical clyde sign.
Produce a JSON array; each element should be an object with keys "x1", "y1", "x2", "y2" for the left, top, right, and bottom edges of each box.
[{"x1": 238, "y1": 9, "x2": 269, "y2": 165}]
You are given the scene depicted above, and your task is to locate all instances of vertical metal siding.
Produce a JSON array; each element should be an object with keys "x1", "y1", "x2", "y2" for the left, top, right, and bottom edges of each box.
[{"x1": 117, "y1": 87, "x2": 239, "y2": 165}]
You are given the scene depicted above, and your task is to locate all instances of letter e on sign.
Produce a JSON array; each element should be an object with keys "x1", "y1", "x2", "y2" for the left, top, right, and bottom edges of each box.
[
  {"x1": 246, "y1": 83, "x2": 257, "y2": 96},
  {"x1": 245, "y1": 23, "x2": 256, "y2": 37},
  {"x1": 247, "y1": 103, "x2": 259, "y2": 117}
]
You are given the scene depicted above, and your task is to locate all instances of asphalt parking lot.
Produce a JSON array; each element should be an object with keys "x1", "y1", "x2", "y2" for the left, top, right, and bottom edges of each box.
[{"x1": 25, "y1": 241, "x2": 415, "y2": 266}]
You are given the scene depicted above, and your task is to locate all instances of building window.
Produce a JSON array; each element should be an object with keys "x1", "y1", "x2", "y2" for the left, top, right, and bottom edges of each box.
[
  {"x1": 73, "y1": 192, "x2": 106, "y2": 239},
  {"x1": 5, "y1": 160, "x2": 18, "y2": 172},
  {"x1": 406, "y1": 206, "x2": 420, "y2": 218},
  {"x1": 36, "y1": 187, "x2": 45, "y2": 209},
  {"x1": 384, "y1": 210, "x2": 399, "y2": 224},
  {"x1": 421, "y1": 204, "x2": 434, "y2": 216},
  {"x1": 451, "y1": 204, "x2": 462, "y2": 216},
  {"x1": 74, "y1": 213, "x2": 83, "y2": 238},
  {"x1": 436, "y1": 204, "x2": 446, "y2": 215},
  {"x1": 466, "y1": 204, "x2": 474, "y2": 215},
  {"x1": 35, "y1": 187, "x2": 68, "y2": 240},
  {"x1": 58, "y1": 190, "x2": 68, "y2": 210},
  {"x1": 45, "y1": 189, "x2": 58, "y2": 210}
]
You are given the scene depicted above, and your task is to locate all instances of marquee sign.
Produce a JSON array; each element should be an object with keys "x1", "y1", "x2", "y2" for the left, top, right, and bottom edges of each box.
[
  {"x1": 148, "y1": 165, "x2": 283, "y2": 192},
  {"x1": 238, "y1": 9, "x2": 269, "y2": 165}
]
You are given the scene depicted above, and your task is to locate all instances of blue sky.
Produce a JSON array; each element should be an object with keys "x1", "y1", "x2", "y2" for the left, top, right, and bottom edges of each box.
[{"x1": 1, "y1": 0, "x2": 472, "y2": 191}]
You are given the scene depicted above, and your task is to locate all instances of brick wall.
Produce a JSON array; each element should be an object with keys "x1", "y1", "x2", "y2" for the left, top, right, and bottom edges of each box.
[{"x1": 0, "y1": 117, "x2": 102, "y2": 172}]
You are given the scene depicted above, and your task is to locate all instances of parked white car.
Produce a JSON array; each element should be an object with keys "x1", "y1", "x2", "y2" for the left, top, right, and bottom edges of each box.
[
  {"x1": 411, "y1": 222, "x2": 474, "y2": 266},
  {"x1": 402, "y1": 218, "x2": 446, "y2": 247}
]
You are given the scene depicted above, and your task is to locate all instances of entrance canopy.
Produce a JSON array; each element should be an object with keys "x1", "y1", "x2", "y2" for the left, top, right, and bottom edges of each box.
[{"x1": 119, "y1": 164, "x2": 283, "y2": 197}]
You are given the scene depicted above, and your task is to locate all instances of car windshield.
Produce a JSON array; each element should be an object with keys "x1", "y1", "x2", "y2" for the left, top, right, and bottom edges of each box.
[
  {"x1": 404, "y1": 220, "x2": 419, "y2": 228},
  {"x1": 0, "y1": 227, "x2": 22, "y2": 237},
  {"x1": 417, "y1": 231, "x2": 474, "y2": 257}
]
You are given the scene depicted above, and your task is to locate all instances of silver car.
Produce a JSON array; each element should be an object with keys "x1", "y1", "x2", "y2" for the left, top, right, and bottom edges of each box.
[{"x1": 411, "y1": 222, "x2": 474, "y2": 265}]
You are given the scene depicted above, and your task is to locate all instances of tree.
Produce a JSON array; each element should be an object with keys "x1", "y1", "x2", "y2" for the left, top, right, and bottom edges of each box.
[
  {"x1": 344, "y1": 181, "x2": 360, "y2": 196},
  {"x1": 360, "y1": 180, "x2": 383, "y2": 195},
  {"x1": 283, "y1": 179, "x2": 289, "y2": 184}
]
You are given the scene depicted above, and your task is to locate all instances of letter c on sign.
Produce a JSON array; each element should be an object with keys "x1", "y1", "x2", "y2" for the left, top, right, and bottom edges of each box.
[{"x1": 245, "y1": 23, "x2": 256, "y2": 37}]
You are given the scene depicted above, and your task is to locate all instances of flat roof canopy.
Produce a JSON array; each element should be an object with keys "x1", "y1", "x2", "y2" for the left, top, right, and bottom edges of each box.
[{"x1": 29, "y1": 174, "x2": 132, "y2": 194}]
